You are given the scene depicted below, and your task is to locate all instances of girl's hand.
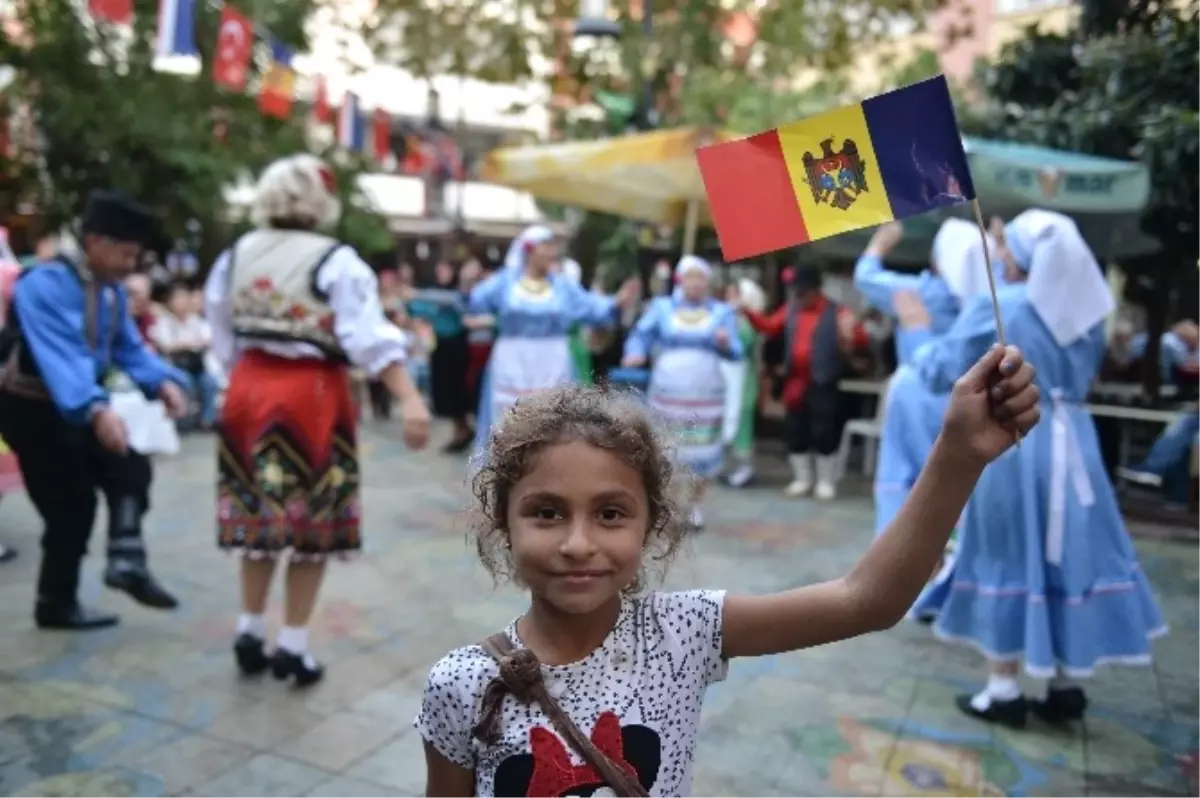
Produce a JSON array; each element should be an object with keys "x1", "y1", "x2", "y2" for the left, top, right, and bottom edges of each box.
[
  {"x1": 713, "y1": 327, "x2": 730, "y2": 351},
  {"x1": 941, "y1": 344, "x2": 1040, "y2": 468}
]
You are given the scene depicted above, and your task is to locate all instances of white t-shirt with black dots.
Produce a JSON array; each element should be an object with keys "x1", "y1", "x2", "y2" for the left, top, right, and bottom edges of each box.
[{"x1": 415, "y1": 589, "x2": 727, "y2": 797}]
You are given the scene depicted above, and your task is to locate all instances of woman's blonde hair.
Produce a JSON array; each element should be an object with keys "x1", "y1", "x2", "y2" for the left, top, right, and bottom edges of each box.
[{"x1": 249, "y1": 154, "x2": 341, "y2": 230}]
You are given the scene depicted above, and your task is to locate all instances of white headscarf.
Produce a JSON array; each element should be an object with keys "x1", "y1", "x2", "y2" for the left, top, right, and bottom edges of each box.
[
  {"x1": 737, "y1": 277, "x2": 766, "y2": 313},
  {"x1": 1008, "y1": 209, "x2": 1114, "y2": 347},
  {"x1": 503, "y1": 225, "x2": 555, "y2": 272},
  {"x1": 931, "y1": 218, "x2": 995, "y2": 302},
  {"x1": 672, "y1": 255, "x2": 711, "y2": 301}
]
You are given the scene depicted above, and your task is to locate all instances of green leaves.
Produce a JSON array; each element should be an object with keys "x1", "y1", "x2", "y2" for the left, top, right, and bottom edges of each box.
[{"x1": 963, "y1": 0, "x2": 1199, "y2": 269}]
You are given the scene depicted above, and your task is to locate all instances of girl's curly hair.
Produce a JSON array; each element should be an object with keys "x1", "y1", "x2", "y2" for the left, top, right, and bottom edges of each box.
[{"x1": 470, "y1": 383, "x2": 692, "y2": 587}]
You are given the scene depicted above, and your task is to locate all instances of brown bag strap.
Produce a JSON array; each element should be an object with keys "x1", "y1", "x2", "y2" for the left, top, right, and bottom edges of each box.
[{"x1": 471, "y1": 633, "x2": 648, "y2": 798}]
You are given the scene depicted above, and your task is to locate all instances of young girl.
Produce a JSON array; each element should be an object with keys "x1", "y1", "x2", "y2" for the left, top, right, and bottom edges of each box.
[{"x1": 416, "y1": 344, "x2": 1040, "y2": 797}]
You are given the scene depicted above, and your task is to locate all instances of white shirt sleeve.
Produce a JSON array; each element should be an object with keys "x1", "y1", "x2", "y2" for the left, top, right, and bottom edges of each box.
[
  {"x1": 203, "y1": 251, "x2": 236, "y2": 373},
  {"x1": 317, "y1": 247, "x2": 408, "y2": 377},
  {"x1": 652, "y1": 589, "x2": 728, "y2": 687},
  {"x1": 414, "y1": 646, "x2": 491, "y2": 769}
]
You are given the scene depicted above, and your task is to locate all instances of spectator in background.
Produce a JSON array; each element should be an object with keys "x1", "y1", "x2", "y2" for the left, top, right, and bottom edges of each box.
[
  {"x1": 125, "y1": 274, "x2": 158, "y2": 348},
  {"x1": 409, "y1": 260, "x2": 473, "y2": 452},
  {"x1": 152, "y1": 282, "x2": 218, "y2": 430}
]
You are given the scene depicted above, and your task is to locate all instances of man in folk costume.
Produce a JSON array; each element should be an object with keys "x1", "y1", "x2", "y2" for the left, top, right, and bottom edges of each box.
[
  {"x1": 738, "y1": 266, "x2": 868, "y2": 500},
  {"x1": 205, "y1": 154, "x2": 430, "y2": 685},
  {"x1": 0, "y1": 191, "x2": 190, "y2": 630},
  {"x1": 908, "y1": 210, "x2": 1165, "y2": 727}
]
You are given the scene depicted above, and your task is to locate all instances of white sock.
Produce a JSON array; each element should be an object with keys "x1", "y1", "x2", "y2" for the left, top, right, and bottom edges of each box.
[
  {"x1": 236, "y1": 613, "x2": 266, "y2": 639},
  {"x1": 969, "y1": 674, "x2": 1021, "y2": 711},
  {"x1": 1049, "y1": 673, "x2": 1078, "y2": 692},
  {"x1": 277, "y1": 625, "x2": 309, "y2": 655}
]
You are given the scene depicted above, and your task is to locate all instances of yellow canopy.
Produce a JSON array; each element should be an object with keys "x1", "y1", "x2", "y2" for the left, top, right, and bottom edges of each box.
[{"x1": 479, "y1": 127, "x2": 735, "y2": 227}]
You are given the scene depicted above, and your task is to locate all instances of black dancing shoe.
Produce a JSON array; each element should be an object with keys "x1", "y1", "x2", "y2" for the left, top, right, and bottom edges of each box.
[
  {"x1": 955, "y1": 692, "x2": 1027, "y2": 729},
  {"x1": 1031, "y1": 686, "x2": 1088, "y2": 724},
  {"x1": 271, "y1": 649, "x2": 325, "y2": 687},
  {"x1": 35, "y1": 601, "x2": 120, "y2": 631},
  {"x1": 233, "y1": 633, "x2": 270, "y2": 676},
  {"x1": 104, "y1": 561, "x2": 180, "y2": 610}
]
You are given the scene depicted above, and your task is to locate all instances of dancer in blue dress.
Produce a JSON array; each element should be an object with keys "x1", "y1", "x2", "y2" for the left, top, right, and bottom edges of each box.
[
  {"x1": 622, "y1": 256, "x2": 742, "y2": 528},
  {"x1": 907, "y1": 209, "x2": 1166, "y2": 728},
  {"x1": 855, "y1": 219, "x2": 995, "y2": 537},
  {"x1": 470, "y1": 226, "x2": 637, "y2": 451}
]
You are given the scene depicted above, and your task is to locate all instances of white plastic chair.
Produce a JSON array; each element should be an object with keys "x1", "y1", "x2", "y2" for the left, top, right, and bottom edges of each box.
[{"x1": 837, "y1": 375, "x2": 891, "y2": 479}]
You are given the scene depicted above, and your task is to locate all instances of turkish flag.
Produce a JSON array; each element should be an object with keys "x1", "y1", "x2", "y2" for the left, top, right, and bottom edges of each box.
[
  {"x1": 88, "y1": 0, "x2": 132, "y2": 23},
  {"x1": 372, "y1": 109, "x2": 391, "y2": 164},
  {"x1": 213, "y1": 6, "x2": 254, "y2": 92}
]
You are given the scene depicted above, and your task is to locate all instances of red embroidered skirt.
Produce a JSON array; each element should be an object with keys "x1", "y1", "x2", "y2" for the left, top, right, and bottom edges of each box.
[{"x1": 217, "y1": 351, "x2": 361, "y2": 558}]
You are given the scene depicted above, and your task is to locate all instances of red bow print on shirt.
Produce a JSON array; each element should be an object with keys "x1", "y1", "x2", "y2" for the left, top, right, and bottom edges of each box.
[
  {"x1": 491, "y1": 712, "x2": 661, "y2": 797},
  {"x1": 527, "y1": 712, "x2": 637, "y2": 797}
]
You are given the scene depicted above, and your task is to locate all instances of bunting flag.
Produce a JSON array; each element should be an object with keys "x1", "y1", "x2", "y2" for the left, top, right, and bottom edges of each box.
[
  {"x1": 154, "y1": 0, "x2": 197, "y2": 57},
  {"x1": 372, "y1": 108, "x2": 391, "y2": 164},
  {"x1": 696, "y1": 75, "x2": 975, "y2": 261},
  {"x1": 89, "y1": 0, "x2": 133, "y2": 24},
  {"x1": 258, "y1": 41, "x2": 297, "y2": 119},
  {"x1": 313, "y1": 76, "x2": 331, "y2": 124},
  {"x1": 337, "y1": 93, "x2": 364, "y2": 152},
  {"x1": 212, "y1": 5, "x2": 253, "y2": 91}
]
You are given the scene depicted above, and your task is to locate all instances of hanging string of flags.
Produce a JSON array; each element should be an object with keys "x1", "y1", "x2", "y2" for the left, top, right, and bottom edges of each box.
[{"x1": 87, "y1": 0, "x2": 394, "y2": 163}]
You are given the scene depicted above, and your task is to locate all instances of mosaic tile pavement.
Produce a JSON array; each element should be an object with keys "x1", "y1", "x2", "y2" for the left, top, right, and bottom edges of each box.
[{"x1": 0, "y1": 422, "x2": 1195, "y2": 797}]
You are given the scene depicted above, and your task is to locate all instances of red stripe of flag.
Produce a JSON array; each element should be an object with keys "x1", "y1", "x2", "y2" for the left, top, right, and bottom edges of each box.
[{"x1": 695, "y1": 130, "x2": 809, "y2": 262}]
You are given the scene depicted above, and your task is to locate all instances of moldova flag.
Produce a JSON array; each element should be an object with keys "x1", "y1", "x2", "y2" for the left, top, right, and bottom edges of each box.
[
  {"x1": 258, "y1": 41, "x2": 297, "y2": 119},
  {"x1": 696, "y1": 75, "x2": 975, "y2": 261}
]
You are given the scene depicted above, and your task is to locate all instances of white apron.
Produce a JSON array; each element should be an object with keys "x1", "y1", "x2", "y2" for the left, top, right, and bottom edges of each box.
[
  {"x1": 488, "y1": 336, "x2": 574, "y2": 424},
  {"x1": 649, "y1": 347, "x2": 726, "y2": 477}
]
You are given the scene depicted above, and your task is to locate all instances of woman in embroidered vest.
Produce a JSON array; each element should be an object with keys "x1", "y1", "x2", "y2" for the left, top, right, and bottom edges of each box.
[
  {"x1": 469, "y1": 225, "x2": 639, "y2": 453},
  {"x1": 205, "y1": 154, "x2": 431, "y2": 686},
  {"x1": 622, "y1": 256, "x2": 742, "y2": 529},
  {"x1": 906, "y1": 209, "x2": 1165, "y2": 728}
]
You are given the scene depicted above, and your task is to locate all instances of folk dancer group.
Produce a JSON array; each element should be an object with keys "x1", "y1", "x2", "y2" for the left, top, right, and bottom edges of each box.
[
  {"x1": 858, "y1": 211, "x2": 1165, "y2": 727},
  {"x1": 1, "y1": 155, "x2": 1166, "y2": 737}
]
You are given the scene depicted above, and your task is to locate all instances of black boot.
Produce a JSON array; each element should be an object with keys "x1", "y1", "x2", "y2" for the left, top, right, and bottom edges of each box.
[
  {"x1": 955, "y1": 692, "x2": 1028, "y2": 729},
  {"x1": 233, "y1": 633, "x2": 270, "y2": 676},
  {"x1": 104, "y1": 557, "x2": 180, "y2": 609},
  {"x1": 34, "y1": 552, "x2": 116, "y2": 630},
  {"x1": 35, "y1": 600, "x2": 119, "y2": 631},
  {"x1": 271, "y1": 649, "x2": 325, "y2": 687},
  {"x1": 1031, "y1": 686, "x2": 1088, "y2": 724}
]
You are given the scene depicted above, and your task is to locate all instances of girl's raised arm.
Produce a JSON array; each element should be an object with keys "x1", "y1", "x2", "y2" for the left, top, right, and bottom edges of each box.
[
  {"x1": 424, "y1": 742, "x2": 476, "y2": 797},
  {"x1": 721, "y1": 344, "x2": 1041, "y2": 659}
]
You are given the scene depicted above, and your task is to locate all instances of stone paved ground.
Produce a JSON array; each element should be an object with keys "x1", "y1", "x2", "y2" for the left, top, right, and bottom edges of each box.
[{"x1": 0, "y1": 422, "x2": 1196, "y2": 797}]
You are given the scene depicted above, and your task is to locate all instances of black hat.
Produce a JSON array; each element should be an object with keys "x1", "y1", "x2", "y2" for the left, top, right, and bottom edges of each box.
[
  {"x1": 788, "y1": 265, "x2": 822, "y2": 292},
  {"x1": 80, "y1": 190, "x2": 155, "y2": 244}
]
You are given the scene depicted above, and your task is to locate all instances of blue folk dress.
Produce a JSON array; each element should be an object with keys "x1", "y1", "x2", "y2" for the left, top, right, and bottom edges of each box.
[{"x1": 908, "y1": 285, "x2": 1166, "y2": 678}]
